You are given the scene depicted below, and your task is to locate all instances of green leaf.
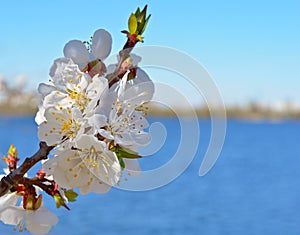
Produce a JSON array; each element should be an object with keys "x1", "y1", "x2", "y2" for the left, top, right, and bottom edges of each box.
[
  {"x1": 65, "y1": 189, "x2": 78, "y2": 202},
  {"x1": 135, "y1": 7, "x2": 141, "y2": 17},
  {"x1": 112, "y1": 146, "x2": 142, "y2": 159},
  {"x1": 139, "y1": 5, "x2": 148, "y2": 22},
  {"x1": 136, "y1": 11, "x2": 144, "y2": 23},
  {"x1": 140, "y1": 14, "x2": 151, "y2": 35},
  {"x1": 118, "y1": 157, "x2": 125, "y2": 169},
  {"x1": 128, "y1": 13, "x2": 138, "y2": 34}
]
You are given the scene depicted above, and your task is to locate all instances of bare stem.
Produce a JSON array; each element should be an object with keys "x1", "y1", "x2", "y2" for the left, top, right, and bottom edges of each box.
[
  {"x1": 0, "y1": 142, "x2": 53, "y2": 197},
  {"x1": 22, "y1": 177, "x2": 54, "y2": 197}
]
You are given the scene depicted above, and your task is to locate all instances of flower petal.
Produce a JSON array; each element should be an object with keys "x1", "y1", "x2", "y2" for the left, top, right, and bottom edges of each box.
[
  {"x1": 26, "y1": 208, "x2": 58, "y2": 235},
  {"x1": 43, "y1": 157, "x2": 71, "y2": 189},
  {"x1": 0, "y1": 193, "x2": 18, "y2": 210},
  {"x1": 79, "y1": 181, "x2": 111, "y2": 195},
  {"x1": 0, "y1": 206, "x2": 24, "y2": 225},
  {"x1": 27, "y1": 207, "x2": 58, "y2": 226},
  {"x1": 98, "y1": 129, "x2": 114, "y2": 140},
  {"x1": 63, "y1": 40, "x2": 90, "y2": 66},
  {"x1": 91, "y1": 29, "x2": 112, "y2": 60},
  {"x1": 123, "y1": 159, "x2": 141, "y2": 177},
  {"x1": 132, "y1": 132, "x2": 151, "y2": 146},
  {"x1": 38, "y1": 83, "x2": 56, "y2": 97},
  {"x1": 88, "y1": 114, "x2": 107, "y2": 131}
]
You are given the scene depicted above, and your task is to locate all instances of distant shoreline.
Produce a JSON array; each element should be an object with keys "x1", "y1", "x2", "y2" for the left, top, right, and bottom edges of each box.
[{"x1": 1, "y1": 106, "x2": 300, "y2": 122}]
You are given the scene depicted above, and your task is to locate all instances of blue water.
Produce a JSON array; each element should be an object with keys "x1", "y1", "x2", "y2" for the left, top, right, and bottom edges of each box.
[{"x1": 0, "y1": 116, "x2": 300, "y2": 235}]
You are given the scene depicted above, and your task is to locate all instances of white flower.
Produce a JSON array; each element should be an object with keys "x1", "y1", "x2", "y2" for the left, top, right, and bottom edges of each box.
[
  {"x1": 0, "y1": 184, "x2": 58, "y2": 235},
  {"x1": 0, "y1": 205, "x2": 58, "y2": 235},
  {"x1": 43, "y1": 135, "x2": 121, "y2": 195},
  {"x1": 43, "y1": 73, "x2": 108, "y2": 114},
  {"x1": 99, "y1": 105, "x2": 150, "y2": 150},
  {"x1": 39, "y1": 57, "x2": 90, "y2": 98},
  {"x1": 63, "y1": 29, "x2": 112, "y2": 70},
  {"x1": 117, "y1": 68, "x2": 154, "y2": 105},
  {"x1": 96, "y1": 72, "x2": 154, "y2": 150},
  {"x1": 38, "y1": 107, "x2": 85, "y2": 146},
  {"x1": 50, "y1": 58, "x2": 90, "y2": 90}
]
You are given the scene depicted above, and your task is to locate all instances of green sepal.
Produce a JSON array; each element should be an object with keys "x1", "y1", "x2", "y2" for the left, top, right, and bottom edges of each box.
[
  {"x1": 65, "y1": 189, "x2": 78, "y2": 202},
  {"x1": 128, "y1": 13, "x2": 138, "y2": 34},
  {"x1": 54, "y1": 195, "x2": 65, "y2": 209}
]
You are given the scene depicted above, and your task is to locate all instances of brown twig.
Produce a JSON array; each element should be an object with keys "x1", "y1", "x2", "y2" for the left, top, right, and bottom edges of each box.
[
  {"x1": 0, "y1": 142, "x2": 53, "y2": 197},
  {"x1": 22, "y1": 177, "x2": 53, "y2": 197}
]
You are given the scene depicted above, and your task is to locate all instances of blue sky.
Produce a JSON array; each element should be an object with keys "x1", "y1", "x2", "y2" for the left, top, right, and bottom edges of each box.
[{"x1": 0, "y1": 0, "x2": 299, "y2": 106}]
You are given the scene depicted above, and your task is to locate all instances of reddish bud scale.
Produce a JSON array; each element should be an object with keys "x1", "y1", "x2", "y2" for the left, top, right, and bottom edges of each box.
[
  {"x1": 37, "y1": 169, "x2": 46, "y2": 179},
  {"x1": 82, "y1": 60, "x2": 107, "y2": 77},
  {"x1": 17, "y1": 184, "x2": 26, "y2": 196}
]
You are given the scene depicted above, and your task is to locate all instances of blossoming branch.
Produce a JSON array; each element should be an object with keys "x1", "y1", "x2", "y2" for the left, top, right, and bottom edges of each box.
[{"x1": 0, "y1": 5, "x2": 152, "y2": 235}]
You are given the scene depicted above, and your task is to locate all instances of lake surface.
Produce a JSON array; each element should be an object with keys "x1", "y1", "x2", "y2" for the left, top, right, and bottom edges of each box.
[{"x1": 0, "y1": 116, "x2": 300, "y2": 235}]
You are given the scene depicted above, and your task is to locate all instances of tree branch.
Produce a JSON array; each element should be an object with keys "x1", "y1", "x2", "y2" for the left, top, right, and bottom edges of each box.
[{"x1": 0, "y1": 142, "x2": 53, "y2": 197}]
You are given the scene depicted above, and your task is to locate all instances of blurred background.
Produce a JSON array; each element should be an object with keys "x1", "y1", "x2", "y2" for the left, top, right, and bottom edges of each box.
[{"x1": 0, "y1": 0, "x2": 300, "y2": 234}]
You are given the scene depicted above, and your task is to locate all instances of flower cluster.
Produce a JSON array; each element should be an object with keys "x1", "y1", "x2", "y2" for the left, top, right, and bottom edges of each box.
[
  {"x1": 0, "y1": 5, "x2": 152, "y2": 235},
  {"x1": 37, "y1": 27, "x2": 153, "y2": 195}
]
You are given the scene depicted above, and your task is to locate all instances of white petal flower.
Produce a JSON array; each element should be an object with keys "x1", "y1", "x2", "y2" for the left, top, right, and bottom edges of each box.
[
  {"x1": 43, "y1": 135, "x2": 121, "y2": 195},
  {"x1": 99, "y1": 107, "x2": 150, "y2": 149},
  {"x1": 0, "y1": 205, "x2": 58, "y2": 235},
  {"x1": 109, "y1": 69, "x2": 154, "y2": 116},
  {"x1": 42, "y1": 74, "x2": 107, "y2": 114},
  {"x1": 96, "y1": 72, "x2": 153, "y2": 149},
  {"x1": 38, "y1": 107, "x2": 85, "y2": 146},
  {"x1": 84, "y1": 74, "x2": 109, "y2": 114},
  {"x1": 117, "y1": 69, "x2": 154, "y2": 107},
  {"x1": 38, "y1": 58, "x2": 90, "y2": 106},
  {"x1": 49, "y1": 57, "x2": 90, "y2": 92}
]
